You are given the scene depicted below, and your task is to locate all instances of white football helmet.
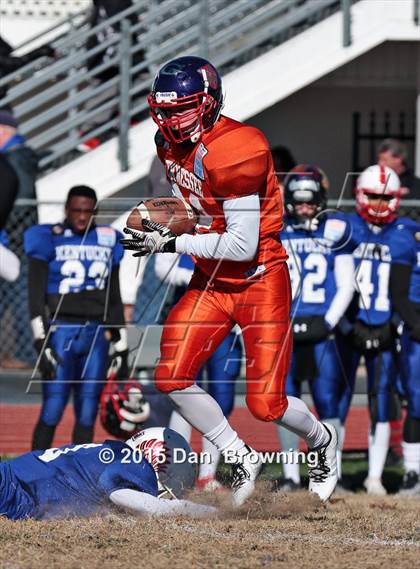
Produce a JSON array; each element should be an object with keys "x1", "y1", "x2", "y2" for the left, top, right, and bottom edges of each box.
[
  {"x1": 126, "y1": 427, "x2": 196, "y2": 498},
  {"x1": 355, "y1": 165, "x2": 401, "y2": 224}
]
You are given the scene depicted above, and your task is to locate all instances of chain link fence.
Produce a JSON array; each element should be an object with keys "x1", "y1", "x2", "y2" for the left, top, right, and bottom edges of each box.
[{"x1": 1, "y1": 200, "x2": 419, "y2": 367}]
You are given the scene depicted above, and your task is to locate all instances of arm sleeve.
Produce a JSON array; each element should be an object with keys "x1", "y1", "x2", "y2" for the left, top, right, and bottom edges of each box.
[
  {"x1": 175, "y1": 193, "x2": 260, "y2": 262},
  {"x1": 0, "y1": 157, "x2": 18, "y2": 230},
  {"x1": 109, "y1": 489, "x2": 217, "y2": 519},
  {"x1": 390, "y1": 263, "x2": 418, "y2": 331},
  {"x1": 106, "y1": 265, "x2": 125, "y2": 328},
  {"x1": 324, "y1": 254, "x2": 356, "y2": 329},
  {"x1": 155, "y1": 253, "x2": 193, "y2": 286},
  {"x1": 0, "y1": 244, "x2": 20, "y2": 282},
  {"x1": 27, "y1": 257, "x2": 49, "y2": 340}
]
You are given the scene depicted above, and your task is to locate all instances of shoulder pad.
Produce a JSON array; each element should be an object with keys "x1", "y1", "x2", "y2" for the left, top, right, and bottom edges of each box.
[
  {"x1": 96, "y1": 226, "x2": 117, "y2": 247},
  {"x1": 154, "y1": 130, "x2": 168, "y2": 149},
  {"x1": 51, "y1": 224, "x2": 64, "y2": 235},
  {"x1": 323, "y1": 218, "x2": 347, "y2": 242}
]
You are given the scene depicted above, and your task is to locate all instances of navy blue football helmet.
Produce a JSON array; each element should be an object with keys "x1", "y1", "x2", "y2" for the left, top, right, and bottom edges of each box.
[
  {"x1": 283, "y1": 164, "x2": 329, "y2": 224},
  {"x1": 148, "y1": 56, "x2": 224, "y2": 144}
]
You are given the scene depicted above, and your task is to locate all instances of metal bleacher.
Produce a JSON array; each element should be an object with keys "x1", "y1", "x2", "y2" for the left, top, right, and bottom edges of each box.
[{"x1": 0, "y1": 0, "x2": 354, "y2": 174}]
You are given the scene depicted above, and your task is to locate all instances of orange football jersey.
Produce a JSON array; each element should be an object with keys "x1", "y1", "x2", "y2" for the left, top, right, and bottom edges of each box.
[{"x1": 157, "y1": 115, "x2": 287, "y2": 283}]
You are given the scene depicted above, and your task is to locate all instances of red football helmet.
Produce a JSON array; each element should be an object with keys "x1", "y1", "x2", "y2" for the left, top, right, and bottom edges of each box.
[
  {"x1": 125, "y1": 427, "x2": 196, "y2": 498},
  {"x1": 355, "y1": 165, "x2": 401, "y2": 224},
  {"x1": 100, "y1": 370, "x2": 151, "y2": 440}
]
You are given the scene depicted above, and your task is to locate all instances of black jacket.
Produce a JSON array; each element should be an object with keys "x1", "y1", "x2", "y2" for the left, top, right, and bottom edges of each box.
[
  {"x1": 400, "y1": 168, "x2": 420, "y2": 200},
  {"x1": 2, "y1": 141, "x2": 39, "y2": 254},
  {"x1": 0, "y1": 154, "x2": 18, "y2": 229}
]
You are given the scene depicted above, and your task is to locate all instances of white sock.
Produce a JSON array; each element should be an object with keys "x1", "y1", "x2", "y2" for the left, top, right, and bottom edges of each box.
[
  {"x1": 169, "y1": 411, "x2": 192, "y2": 442},
  {"x1": 168, "y1": 385, "x2": 247, "y2": 459},
  {"x1": 204, "y1": 417, "x2": 248, "y2": 460},
  {"x1": 277, "y1": 426, "x2": 300, "y2": 483},
  {"x1": 324, "y1": 418, "x2": 341, "y2": 478},
  {"x1": 198, "y1": 436, "x2": 220, "y2": 479},
  {"x1": 276, "y1": 396, "x2": 329, "y2": 449},
  {"x1": 402, "y1": 441, "x2": 420, "y2": 474},
  {"x1": 337, "y1": 423, "x2": 345, "y2": 480},
  {"x1": 368, "y1": 422, "x2": 390, "y2": 479}
]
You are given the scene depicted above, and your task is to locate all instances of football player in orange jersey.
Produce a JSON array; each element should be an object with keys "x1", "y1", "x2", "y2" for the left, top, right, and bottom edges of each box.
[{"x1": 121, "y1": 56, "x2": 338, "y2": 505}]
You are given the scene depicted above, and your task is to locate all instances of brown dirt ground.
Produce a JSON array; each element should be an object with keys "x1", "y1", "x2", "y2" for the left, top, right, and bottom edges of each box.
[{"x1": 0, "y1": 484, "x2": 419, "y2": 569}]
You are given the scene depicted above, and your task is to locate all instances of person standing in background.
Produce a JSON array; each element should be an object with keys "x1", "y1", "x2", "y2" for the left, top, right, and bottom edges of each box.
[
  {"x1": 0, "y1": 109, "x2": 38, "y2": 369},
  {"x1": 0, "y1": 153, "x2": 18, "y2": 229},
  {"x1": 389, "y1": 217, "x2": 420, "y2": 494},
  {"x1": 0, "y1": 230, "x2": 20, "y2": 283},
  {"x1": 378, "y1": 139, "x2": 420, "y2": 200},
  {"x1": 24, "y1": 186, "x2": 127, "y2": 450}
]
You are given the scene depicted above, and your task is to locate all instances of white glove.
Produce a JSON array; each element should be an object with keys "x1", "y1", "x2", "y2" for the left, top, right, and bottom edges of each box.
[{"x1": 121, "y1": 220, "x2": 177, "y2": 256}]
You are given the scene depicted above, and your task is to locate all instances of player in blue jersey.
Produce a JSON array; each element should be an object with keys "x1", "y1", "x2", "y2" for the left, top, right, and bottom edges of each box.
[
  {"x1": 0, "y1": 427, "x2": 215, "y2": 520},
  {"x1": 275, "y1": 165, "x2": 355, "y2": 490},
  {"x1": 24, "y1": 186, "x2": 127, "y2": 450},
  {"x1": 390, "y1": 217, "x2": 420, "y2": 493},
  {"x1": 338, "y1": 164, "x2": 414, "y2": 495},
  {"x1": 155, "y1": 252, "x2": 242, "y2": 492}
]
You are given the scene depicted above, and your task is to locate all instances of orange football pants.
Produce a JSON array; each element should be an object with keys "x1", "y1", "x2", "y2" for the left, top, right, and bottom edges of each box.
[{"x1": 155, "y1": 262, "x2": 292, "y2": 422}]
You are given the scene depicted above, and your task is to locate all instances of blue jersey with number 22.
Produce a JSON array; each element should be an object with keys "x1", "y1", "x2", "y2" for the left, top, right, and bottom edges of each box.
[{"x1": 24, "y1": 224, "x2": 124, "y2": 294}]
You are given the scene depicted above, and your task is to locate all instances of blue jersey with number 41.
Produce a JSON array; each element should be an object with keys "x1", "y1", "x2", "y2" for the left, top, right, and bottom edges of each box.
[
  {"x1": 24, "y1": 224, "x2": 124, "y2": 294},
  {"x1": 347, "y1": 213, "x2": 414, "y2": 325},
  {"x1": 0, "y1": 441, "x2": 157, "y2": 520}
]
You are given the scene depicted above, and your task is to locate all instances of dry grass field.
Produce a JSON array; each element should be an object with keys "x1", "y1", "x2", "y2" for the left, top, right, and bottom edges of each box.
[{"x1": 1, "y1": 484, "x2": 419, "y2": 569}]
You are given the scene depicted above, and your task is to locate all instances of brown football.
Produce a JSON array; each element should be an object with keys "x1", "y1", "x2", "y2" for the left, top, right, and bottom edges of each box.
[{"x1": 126, "y1": 197, "x2": 198, "y2": 236}]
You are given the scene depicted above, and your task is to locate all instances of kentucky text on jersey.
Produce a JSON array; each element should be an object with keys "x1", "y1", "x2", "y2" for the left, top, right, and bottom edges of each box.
[{"x1": 55, "y1": 244, "x2": 112, "y2": 262}]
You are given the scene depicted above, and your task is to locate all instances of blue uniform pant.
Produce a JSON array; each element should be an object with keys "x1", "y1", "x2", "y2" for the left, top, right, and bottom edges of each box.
[
  {"x1": 400, "y1": 331, "x2": 420, "y2": 419},
  {"x1": 196, "y1": 332, "x2": 242, "y2": 417},
  {"x1": 286, "y1": 338, "x2": 343, "y2": 420},
  {"x1": 337, "y1": 336, "x2": 398, "y2": 424},
  {"x1": 40, "y1": 322, "x2": 109, "y2": 428}
]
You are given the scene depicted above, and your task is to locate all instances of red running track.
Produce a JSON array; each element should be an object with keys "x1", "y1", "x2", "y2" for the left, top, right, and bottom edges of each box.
[{"x1": 0, "y1": 404, "x2": 375, "y2": 455}]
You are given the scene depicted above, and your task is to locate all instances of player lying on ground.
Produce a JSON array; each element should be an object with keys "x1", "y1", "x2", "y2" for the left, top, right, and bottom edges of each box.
[
  {"x1": 121, "y1": 56, "x2": 338, "y2": 505},
  {"x1": 0, "y1": 427, "x2": 216, "y2": 520}
]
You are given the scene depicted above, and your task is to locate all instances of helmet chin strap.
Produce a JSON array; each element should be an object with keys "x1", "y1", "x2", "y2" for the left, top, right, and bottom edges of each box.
[
  {"x1": 292, "y1": 217, "x2": 319, "y2": 232},
  {"x1": 157, "y1": 481, "x2": 177, "y2": 500},
  {"x1": 189, "y1": 123, "x2": 202, "y2": 144}
]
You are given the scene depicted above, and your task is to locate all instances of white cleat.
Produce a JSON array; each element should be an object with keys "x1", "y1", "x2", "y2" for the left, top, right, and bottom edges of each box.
[
  {"x1": 308, "y1": 423, "x2": 338, "y2": 502},
  {"x1": 364, "y1": 477, "x2": 387, "y2": 496},
  {"x1": 231, "y1": 446, "x2": 262, "y2": 507}
]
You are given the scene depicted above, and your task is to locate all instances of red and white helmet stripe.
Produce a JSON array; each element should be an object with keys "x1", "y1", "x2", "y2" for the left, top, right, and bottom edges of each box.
[{"x1": 355, "y1": 164, "x2": 401, "y2": 224}]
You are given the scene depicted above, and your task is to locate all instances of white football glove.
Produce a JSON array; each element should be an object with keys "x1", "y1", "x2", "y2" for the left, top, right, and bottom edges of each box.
[{"x1": 121, "y1": 220, "x2": 177, "y2": 256}]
